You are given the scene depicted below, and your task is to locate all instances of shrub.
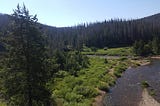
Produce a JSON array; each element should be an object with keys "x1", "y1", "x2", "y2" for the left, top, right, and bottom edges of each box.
[
  {"x1": 113, "y1": 71, "x2": 122, "y2": 78},
  {"x1": 119, "y1": 57, "x2": 127, "y2": 61},
  {"x1": 73, "y1": 86, "x2": 98, "y2": 98},
  {"x1": 98, "y1": 82, "x2": 109, "y2": 92},
  {"x1": 53, "y1": 87, "x2": 72, "y2": 98},
  {"x1": 102, "y1": 75, "x2": 115, "y2": 85},
  {"x1": 149, "y1": 89, "x2": 156, "y2": 96},
  {"x1": 104, "y1": 58, "x2": 108, "y2": 64},
  {"x1": 141, "y1": 81, "x2": 150, "y2": 88},
  {"x1": 91, "y1": 47, "x2": 97, "y2": 52},
  {"x1": 65, "y1": 92, "x2": 84, "y2": 102},
  {"x1": 113, "y1": 64, "x2": 127, "y2": 77},
  {"x1": 55, "y1": 71, "x2": 69, "y2": 78}
]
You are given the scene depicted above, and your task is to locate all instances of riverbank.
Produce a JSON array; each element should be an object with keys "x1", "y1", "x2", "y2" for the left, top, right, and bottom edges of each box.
[
  {"x1": 92, "y1": 89, "x2": 106, "y2": 106},
  {"x1": 50, "y1": 54, "x2": 151, "y2": 106},
  {"x1": 103, "y1": 57, "x2": 160, "y2": 106},
  {"x1": 139, "y1": 89, "x2": 160, "y2": 106},
  {"x1": 151, "y1": 55, "x2": 160, "y2": 59},
  {"x1": 51, "y1": 56, "x2": 147, "y2": 106},
  {"x1": 92, "y1": 57, "x2": 150, "y2": 106}
]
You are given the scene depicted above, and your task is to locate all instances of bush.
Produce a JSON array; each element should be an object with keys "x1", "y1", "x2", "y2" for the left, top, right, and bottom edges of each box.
[
  {"x1": 133, "y1": 40, "x2": 152, "y2": 56},
  {"x1": 82, "y1": 45, "x2": 92, "y2": 52},
  {"x1": 102, "y1": 75, "x2": 115, "y2": 85},
  {"x1": 119, "y1": 57, "x2": 127, "y2": 61},
  {"x1": 98, "y1": 82, "x2": 109, "y2": 92},
  {"x1": 55, "y1": 71, "x2": 69, "y2": 78},
  {"x1": 53, "y1": 87, "x2": 72, "y2": 98},
  {"x1": 149, "y1": 89, "x2": 156, "y2": 96},
  {"x1": 64, "y1": 77, "x2": 83, "y2": 89},
  {"x1": 104, "y1": 58, "x2": 108, "y2": 64},
  {"x1": 141, "y1": 81, "x2": 150, "y2": 88},
  {"x1": 65, "y1": 92, "x2": 84, "y2": 102},
  {"x1": 64, "y1": 51, "x2": 89, "y2": 76},
  {"x1": 91, "y1": 47, "x2": 97, "y2": 52},
  {"x1": 113, "y1": 64, "x2": 127, "y2": 77},
  {"x1": 114, "y1": 71, "x2": 122, "y2": 78},
  {"x1": 73, "y1": 86, "x2": 98, "y2": 98}
]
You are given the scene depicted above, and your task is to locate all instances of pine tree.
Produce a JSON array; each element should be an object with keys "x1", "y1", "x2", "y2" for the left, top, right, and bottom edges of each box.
[
  {"x1": 0, "y1": 4, "x2": 51, "y2": 106},
  {"x1": 133, "y1": 40, "x2": 144, "y2": 56},
  {"x1": 152, "y1": 37, "x2": 160, "y2": 54}
]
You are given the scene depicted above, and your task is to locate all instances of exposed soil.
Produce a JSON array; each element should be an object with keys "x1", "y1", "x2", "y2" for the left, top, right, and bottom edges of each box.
[
  {"x1": 139, "y1": 89, "x2": 160, "y2": 106},
  {"x1": 92, "y1": 89, "x2": 106, "y2": 106}
]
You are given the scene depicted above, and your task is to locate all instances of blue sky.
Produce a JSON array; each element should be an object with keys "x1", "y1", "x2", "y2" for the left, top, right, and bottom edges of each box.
[{"x1": 1, "y1": 0, "x2": 160, "y2": 27}]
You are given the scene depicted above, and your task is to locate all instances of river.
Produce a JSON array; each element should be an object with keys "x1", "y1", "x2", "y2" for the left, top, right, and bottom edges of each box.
[{"x1": 103, "y1": 59, "x2": 160, "y2": 106}]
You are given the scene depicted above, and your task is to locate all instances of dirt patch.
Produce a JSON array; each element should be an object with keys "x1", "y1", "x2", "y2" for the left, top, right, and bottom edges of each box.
[
  {"x1": 151, "y1": 56, "x2": 160, "y2": 59},
  {"x1": 139, "y1": 89, "x2": 160, "y2": 106},
  {"x1": 92, "y1": 89, "x2": 106, "y2": 106}
]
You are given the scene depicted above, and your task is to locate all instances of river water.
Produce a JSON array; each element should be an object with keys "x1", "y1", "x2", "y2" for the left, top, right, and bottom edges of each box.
[{"x1": 103, "y1": 59, "x2": 160, "y2": 106}]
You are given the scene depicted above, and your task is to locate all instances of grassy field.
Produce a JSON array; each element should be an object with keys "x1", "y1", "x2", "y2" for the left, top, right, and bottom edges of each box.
[
  {"x1": 82, "y1": 47, "x2": 133, "y2": 56},
  {"x1": 0, "y1": 102, "x2": 6, "y2": 106},
  {"x1": 50, "y1": 56, "x2": 139, "y2": 106}
]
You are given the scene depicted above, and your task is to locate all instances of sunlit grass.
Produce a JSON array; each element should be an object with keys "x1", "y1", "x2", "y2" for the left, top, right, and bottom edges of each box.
[
  {"x1": 50, "y1": 57, "x2": 135, "y2": 106},
  {"x1": 0, "y1": 102, "x2": 6, "y2": 106},
  {"x1": 82, "y1": 47, "x2": 133, "y2": 56}
]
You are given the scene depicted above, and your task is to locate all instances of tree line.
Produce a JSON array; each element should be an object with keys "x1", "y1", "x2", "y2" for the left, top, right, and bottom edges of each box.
[
  {"x1": 133, "y1": 36, "x2": 160, "y2": 56},
  {"x1": 43, "y1": 14, "x2": 160, "y2": 50},
  {"x1": 0, "y1": 11, "x2": 160, "y2": 51}
]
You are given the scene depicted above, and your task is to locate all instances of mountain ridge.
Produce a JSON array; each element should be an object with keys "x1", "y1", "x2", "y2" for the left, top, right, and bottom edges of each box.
[
  {"x1": 0, "y1": 13, "x2": 160, "y2": 28},
  {"x1": 0, "y1": 13, "x2": 160, "y2": 50}
]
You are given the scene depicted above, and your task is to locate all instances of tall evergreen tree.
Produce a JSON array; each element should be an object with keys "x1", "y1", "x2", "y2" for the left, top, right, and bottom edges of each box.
[
  {"x1": 152, "y1": 37, "x2": 160, "y2": 54},
  {"x1": 0, "y1": 4, "x2": 51, "y2": 106}
]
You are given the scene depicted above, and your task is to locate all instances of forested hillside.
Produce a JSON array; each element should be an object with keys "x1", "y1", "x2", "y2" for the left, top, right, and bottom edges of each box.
[{"x1": 0, "y1": 13, "x2": 160, "y2": 50}]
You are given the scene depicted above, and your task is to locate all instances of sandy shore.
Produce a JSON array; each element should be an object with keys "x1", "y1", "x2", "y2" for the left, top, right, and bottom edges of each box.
[
  {"x1": 151, "y1": 56, "x2": 160, "y2": 59},
  {"x1": 140, "y1": 61, "x2": 150, "y2": 66},
  {"x1": 139, "y1": 89, "x2": 160, "y2": 106}
]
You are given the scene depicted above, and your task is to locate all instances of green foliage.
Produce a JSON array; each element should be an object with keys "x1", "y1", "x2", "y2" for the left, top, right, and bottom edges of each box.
[
  {"x1": 104, "y1": 58, "x2": 108, "y2": 63},
  {"x1": 90, "y1": 47, "x2": 98, "y2": 52},
  {"x1": 152, "y1": 37, "x2": 160, "y2": 54},
  {"x1": 54, "y1": 50, "x2": 66, "y2": 70},
  {"x1": 0, "y1": 5, "x2": 51, "y2": 106},
  {"x1": 82, "y1": 47, "x2": 133, "y2": 56},
  {"x1": 55, "y1": 70, "x2": 69, "y2": 78},
  {"x1": 54, "y1": 51, "x2": 89, "y2": 76},
  {"x1": 98, "y1": 82, "x2": 109, "y2": 92},
  {"x1": 51, "y1": 57, "x2": 105, "y2": 105},
  {"x1": 65, "y1": 92, "x2": 83, "y2": 102},
  {"x1": 51, "y1": 57, "x2": 133, "y2": 106},
  {"x1": 73, "y1": 86, "x2": 98, "y2": 98},
  {"x1": 149, "y1": 89, "x2": 156, "y2": 96},
  {"x1": 141, "y1": 81, "x2": 150, "y2": 88},
  {"x1": 0, "y1": 102, "x2": 6, "y2": 106},
  {"x1": 133, "y1": 40, "x2": 146, "y2": 56},
  {"x1": 113, "y1": 63, "x2": 127, "y2": 78},
  {"x1": 133, "y1": 37, "x2": 160, "y2": 56},
  {"x1": 118, "y1": 57, "x2": 127, "y2": 61},
  {"x1": 82, "y1": 45, "x2": 92, "y2": 52}
]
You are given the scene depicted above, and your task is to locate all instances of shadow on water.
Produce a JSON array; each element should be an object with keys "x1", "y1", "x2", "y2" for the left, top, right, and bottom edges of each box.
[{"x1": 103, "y1": 59, "x2": 160, "y2": 106}]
